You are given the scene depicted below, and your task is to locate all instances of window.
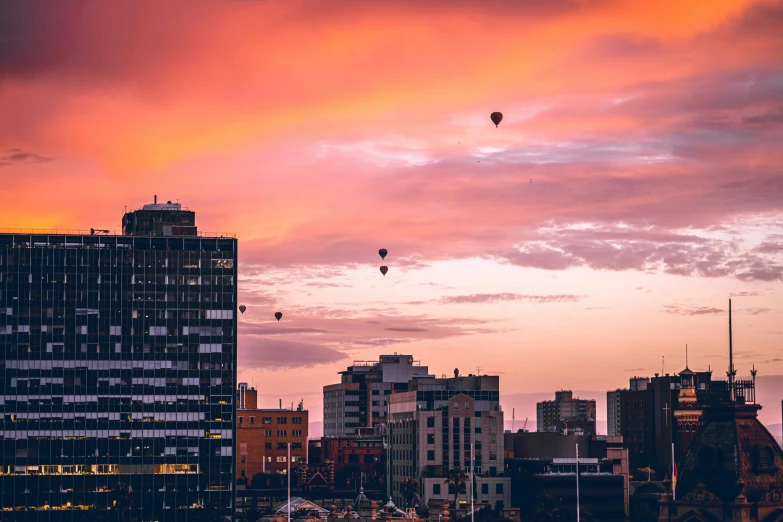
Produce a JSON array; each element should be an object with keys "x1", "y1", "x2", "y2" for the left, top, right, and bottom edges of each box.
[
  {"x1": 265, "y1": 443, "x2": 272, "y2": 450},
  {"x1": 482, "y1": 484, "x2": 488, "y2": 495},
  {"x1": 239, "y1": 417, "x2": 243, "y2": 425},
  {"x1": 465, "y1": 402, "x2": 469, "y2": 409},
  {"x1": 433, "y1": 484, "x2": 441, "y2": 495},
  {"x1": 292, "y1": 443, "x2": 303, "y2": 450},
  {"x1": 265, "y1": 430, "x2": 272, "y2": 437},
  {"x1": 427, "y1": 434, "x2": 435, "y2": 444},
  {"x1": 263, "y1": 417, "x2": 272, "y2": 424},
  {"x1": 292, "y1": 430, "x2": 302, "y2": 437},
  {"x1": 427, "y1": 417, "x2": 435, "y2": 428},
  {"x1": 428, "y1": 450, "x2": 435, "y2": 461},
  {"x1": 490, "y1": 451, "x2": 497, "y2": 461},
  {"x1": 110, "y1": 326, "x2": 121, "y2": 335},
  {"x1": 495, "y1": 483, "x2": 504, "y2": 494},
  {"x1": 241, "y1": 456, "x2": 246, "y2": 463},
  {"x1": 454, "y1": 402, "x2": 459, "y2": 409},
  {"x1": 292, "y1": 417, "x2": 303, "y2": 424},
  {"x1": 277, "y1": 430, "x2": 286, "y2": 437},
  {"x1": 277, "y1": 417, "x2": 287, "y2": 424},
  {"x1": 276, "y1": 456, "x2": 287, "y2": 463},
  {"x1": 250, "y1": 417, "x2": 255, "y2": 425},
  {"x1": 277, "y1": 443, "x2": 288, "y2": 450}
]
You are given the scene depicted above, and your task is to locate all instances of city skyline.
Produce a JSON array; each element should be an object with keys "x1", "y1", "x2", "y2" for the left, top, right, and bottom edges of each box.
[{"x1": 2, "y1": 0, "x2": 782, "y2": 444}]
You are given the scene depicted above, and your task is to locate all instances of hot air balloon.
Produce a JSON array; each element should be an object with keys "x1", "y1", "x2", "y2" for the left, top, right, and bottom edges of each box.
[
  {"x1": 239, "y1": 305, "x2": 246, "y2": 314},
  {"x1": 379, "y1": 248, "x2": 387, "y2": 260},
  {"x1": 490, "y1": 112, "x2": 503, "y2": 127},
  {"x1": 274, "y1": 312, "x2": 282, "y2": 322},
  {"x1": 380, "y1": 266, "x2": 388, "y2": 276}
]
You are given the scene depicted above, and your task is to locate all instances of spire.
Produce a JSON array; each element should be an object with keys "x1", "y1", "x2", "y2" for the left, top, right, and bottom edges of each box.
[{"x1": 686, "y1": 344, "x2": 689, "y2": 369}]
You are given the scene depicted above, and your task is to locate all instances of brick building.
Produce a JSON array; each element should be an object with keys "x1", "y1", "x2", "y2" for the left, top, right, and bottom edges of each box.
[
  {"x1": 236, "y1": 383, "x2": 308, "y2": 481},
  {"x1": 321, "y1": 428, "x2": 387, "y2": 491}
]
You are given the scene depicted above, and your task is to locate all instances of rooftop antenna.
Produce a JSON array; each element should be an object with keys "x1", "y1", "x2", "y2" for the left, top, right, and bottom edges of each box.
[
  {"x1": 154, "y1": 194, "x2": 157, "y2": 204},
  {"x1": 686, "y1": 344, "x2": 688, "y2": 369},
  {"x1": 476, "y1": 366, "x2": 482, "y2": 375},
  {"x1": 662, "y1": 356, "x2": 665, "y2": 376},
  {"x1": 512, "y1": 408, "x2": 515, "y2": 432}
]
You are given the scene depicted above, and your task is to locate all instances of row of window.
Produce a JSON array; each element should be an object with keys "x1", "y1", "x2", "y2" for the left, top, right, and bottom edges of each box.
[
  {"x1": 238, "y1": 416, "x2": 304, "y2": 426},
  {"x1": 430, "y1": 483, "x2": 503, "y2": 495}
]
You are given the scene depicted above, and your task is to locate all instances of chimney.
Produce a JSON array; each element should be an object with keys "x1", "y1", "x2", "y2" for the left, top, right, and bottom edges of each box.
[
  {"x1": 154, "y1": 195, "x2": 157, "y2": 204},
  {"x1": 280, "y1": 399, "x2": 282, "y2": 409}
]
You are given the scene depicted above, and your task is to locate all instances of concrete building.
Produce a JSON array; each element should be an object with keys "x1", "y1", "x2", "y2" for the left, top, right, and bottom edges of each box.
[
  {"x1": 537, "y1": 390, "x2": 597, "y2": 436},
  {"x1": 236, "y1": 384, "x2": 308, "y2": 481},
  {"x1": 607, "y1": 390, "x2": 622, "y2": 437},
  {"x1": 323, "y1": 354, "x2": 433, "y2": 437},
  {"x1": 389, "y1": 370, "x2": 510, "y2": 511},
  {"x1": 0, "y1": 201, "x2": 238, "y2": 521}
]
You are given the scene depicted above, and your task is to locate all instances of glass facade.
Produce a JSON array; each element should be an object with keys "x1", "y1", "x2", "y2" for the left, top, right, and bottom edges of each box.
[{"x1": 0, "y1": 233, "x2": 237, "y2": 521}]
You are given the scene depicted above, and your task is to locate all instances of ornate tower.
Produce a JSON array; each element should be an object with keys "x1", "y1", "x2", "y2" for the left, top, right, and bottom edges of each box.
[{"x1": 673, "y1": 346, "x2": 703, "y2": 462}]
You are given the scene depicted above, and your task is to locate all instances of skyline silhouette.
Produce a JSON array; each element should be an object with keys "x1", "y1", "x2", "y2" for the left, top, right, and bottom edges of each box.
[{"x1": 1, "y1": 1, "x2": 781, "y2": 440}]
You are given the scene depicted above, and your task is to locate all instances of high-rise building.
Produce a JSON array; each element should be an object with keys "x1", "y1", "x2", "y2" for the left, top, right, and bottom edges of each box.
[
  {"x1": 536, "y1": 390, "x2": 597, "y2": 436},
  {"x1": 389, "y1": 370, "x2": 510, "y2": 510},
  {"x1": 607, "y1": 390, "x2": 622, "y2": 437},
  {"x1": 323, "y1": 354, "x2": 433, "y2": 437},
  {"x1": 0, "y1": 201, "x2": 237, "y2": 521},
  {"x1": 236, "y1": 384, "x2": 308, "y2": 481},
  {"x1": 614, "y1": 369, "x2": 718, "y2": 476}
]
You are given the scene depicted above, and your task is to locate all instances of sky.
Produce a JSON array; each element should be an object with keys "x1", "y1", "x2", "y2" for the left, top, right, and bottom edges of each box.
[{"x1": 1, "y1": 0, "x2": 782, "y2": 436}]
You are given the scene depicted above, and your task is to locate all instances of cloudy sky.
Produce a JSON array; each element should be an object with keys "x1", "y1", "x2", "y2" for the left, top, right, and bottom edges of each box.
[{"x1": 2, "y1": 0, "x2": 782, "y2": 434}]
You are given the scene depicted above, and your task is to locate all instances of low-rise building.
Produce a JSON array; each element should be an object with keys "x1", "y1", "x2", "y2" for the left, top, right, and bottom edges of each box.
[{"x1": 236, "y1": 384, "x2": 309, "y2": 481}]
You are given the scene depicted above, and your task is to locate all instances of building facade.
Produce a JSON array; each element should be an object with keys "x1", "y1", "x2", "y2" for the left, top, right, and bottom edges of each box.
[
  {"x1": 323, "y1": 354, "x2": 433, "y2": 437},
  {"x1": 614, "y1": 370, "x2": 715, "y2": 477},
  {"x1": 389, "y1": 371, "x2": 510, "y2": 510},
  {"x1": 536, "y1": 390, "x2": 597, "y2": 436},
  {"x1": 236, "y1": 384, "x2": 308, "y2": 481},
  {"x1": 321, "y1": 429, "x2": 387, "y2": 491},
  {"x1": 607, "y1": 390, "x2": 622, "y2": 437},
  {"x1": 0, "y1": 203, "x2": 237, "y2": 521}
]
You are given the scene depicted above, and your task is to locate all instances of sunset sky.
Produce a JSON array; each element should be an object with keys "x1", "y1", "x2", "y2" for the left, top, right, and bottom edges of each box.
[{"x1": 1, "y1": 0, "x2": 782, "y2": 434}]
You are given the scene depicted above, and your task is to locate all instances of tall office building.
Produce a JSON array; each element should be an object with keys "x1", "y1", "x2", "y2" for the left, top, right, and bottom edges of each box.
[
  {"x1": 323, "y1": 354, "x2": 433, "y2": 437},
  {"x1": 0, "y1": 199, "x2": 237, "y2": 521},
  {"x1": 389, "y1": 370, "x2": 510, "y2": 510},
  {"x1": 607, "y1": 390, "x2": 622, "y2": 437},
  {"x1": 536, "y1": 390, "x2": 597, "y2": 436}
]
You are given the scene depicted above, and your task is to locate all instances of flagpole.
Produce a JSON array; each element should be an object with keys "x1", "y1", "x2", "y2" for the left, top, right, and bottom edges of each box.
[
  {"x1": 470, "y1": 443, "x2": 474, "y2": 522},
  {"x1": 576, "y1": 443, "x2": 580, "y2": 522},
  {"x1": 671, "y1": 442, "x2": 676, "y2": 501}
]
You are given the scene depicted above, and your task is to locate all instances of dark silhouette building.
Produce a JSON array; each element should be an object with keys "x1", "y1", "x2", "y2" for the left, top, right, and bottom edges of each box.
[
  {"x1": 657, "y1": 300, "x2": 783, "y2": 522},
  {"x1": 0, "y1": 201, "x2": 237, "y2": 521},
  {"x1": 614, "y1": 369, "x2": 715, "y2": 478}
]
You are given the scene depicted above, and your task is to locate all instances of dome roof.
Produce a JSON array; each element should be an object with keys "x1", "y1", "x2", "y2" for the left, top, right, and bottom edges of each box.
[{"x1": 677, "y1": 404, "x2": 783, "y2": 503}]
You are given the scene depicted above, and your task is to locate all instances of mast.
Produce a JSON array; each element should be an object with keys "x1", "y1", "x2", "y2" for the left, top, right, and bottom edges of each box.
[{"x1": 728, "y1": 299, "x2": 735, "y2": 402}]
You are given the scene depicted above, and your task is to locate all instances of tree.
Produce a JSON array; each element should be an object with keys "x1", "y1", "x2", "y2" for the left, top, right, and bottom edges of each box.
[
  {"x1": 401, "y1": 477, "x2": 419, "y2": 508},
  {"x1": 445, "y1": 468, "x2": 469, "y2": 509},
  {"x1": 111, "y1": 482, "x2": 134, "y2": 522},
  {"x1": 531, "y1": 494, "x2": 567, "y2": 522}
]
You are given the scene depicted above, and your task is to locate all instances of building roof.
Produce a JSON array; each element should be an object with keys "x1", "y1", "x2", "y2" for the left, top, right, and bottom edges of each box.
[
  {"x1": 677, "y1": 404, "x2": 783, "y2": 503},
  {"x1": 271, "y1": 498, "x2": 330, "y2": 515}
]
